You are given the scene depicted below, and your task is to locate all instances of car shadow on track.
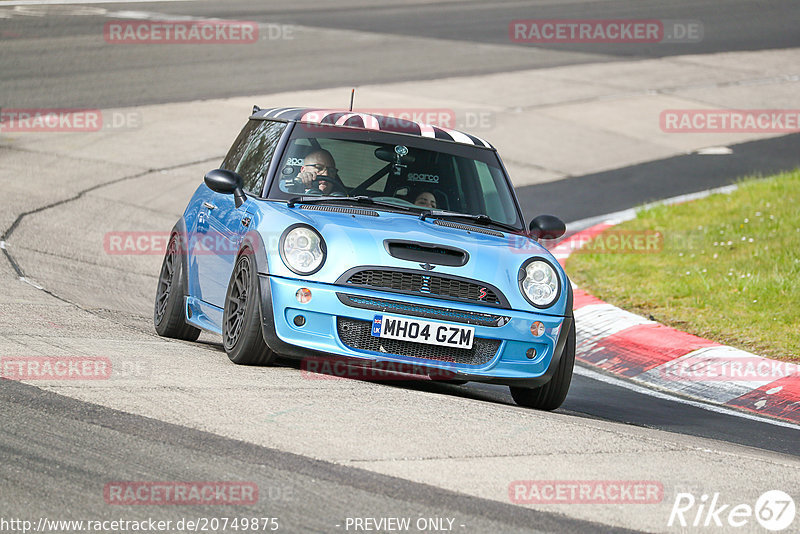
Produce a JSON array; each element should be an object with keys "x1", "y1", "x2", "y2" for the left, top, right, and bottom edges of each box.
[
  {"x1": 275, "y1": 355, "x2": 525, "y2": 407},
  {"x1": 189, "y1": 340, "x2": 583, "y2": 415}
]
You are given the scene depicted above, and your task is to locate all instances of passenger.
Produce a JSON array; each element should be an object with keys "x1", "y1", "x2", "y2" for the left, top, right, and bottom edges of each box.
[{"x1": 412, "y1": 191, "x2": 437, "y2": 209}]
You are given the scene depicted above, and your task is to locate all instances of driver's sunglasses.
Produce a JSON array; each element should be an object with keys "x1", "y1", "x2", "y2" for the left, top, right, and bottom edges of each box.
[{"x1": 302, "y1": 163, "x2": 338, "y2": 175}]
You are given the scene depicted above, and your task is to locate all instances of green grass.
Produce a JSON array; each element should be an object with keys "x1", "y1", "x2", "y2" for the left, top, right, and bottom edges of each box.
[{"x1": 566, "y1": 169, "x2": 800, "y2": 362}]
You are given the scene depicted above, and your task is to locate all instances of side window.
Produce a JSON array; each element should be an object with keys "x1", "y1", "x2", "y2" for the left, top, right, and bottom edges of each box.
[
  {"x1": 221, "y1": 119, "x2": 260, "y2": 171},
  {"x1": 227, "y1": 120, "x2": 286, "y2": 196}
]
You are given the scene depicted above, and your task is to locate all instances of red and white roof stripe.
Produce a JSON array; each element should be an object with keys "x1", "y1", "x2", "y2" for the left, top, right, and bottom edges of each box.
[{"x1": 253, "y1": 107, "x2": 493, "y2": 148}]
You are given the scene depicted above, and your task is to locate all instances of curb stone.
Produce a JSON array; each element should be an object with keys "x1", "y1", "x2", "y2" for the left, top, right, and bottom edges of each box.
[{"x1": 552, "y1": 222, "x2": 800, "y2": 424}]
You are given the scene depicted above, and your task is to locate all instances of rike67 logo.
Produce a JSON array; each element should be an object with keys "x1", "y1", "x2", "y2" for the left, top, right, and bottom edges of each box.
[{"x1": 668, "y1": 490, "x2": 795, "y2": 531}]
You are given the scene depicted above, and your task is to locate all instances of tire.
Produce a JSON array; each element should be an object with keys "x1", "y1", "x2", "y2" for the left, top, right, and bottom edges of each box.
[
  {"x1": 222, "y1": 250, "x2": 276, "y2": 366},
  {"x1": 510, "y1": 318, "x2": 575, "y2": 410},
  {"x1": 154, "y1": 233, "x2": 201, "y2": 341}
]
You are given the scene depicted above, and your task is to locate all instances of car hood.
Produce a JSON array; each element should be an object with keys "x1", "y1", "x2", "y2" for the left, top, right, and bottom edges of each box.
[{"x1": 250, "y1": 202, "x2": 568, "y2": 314}]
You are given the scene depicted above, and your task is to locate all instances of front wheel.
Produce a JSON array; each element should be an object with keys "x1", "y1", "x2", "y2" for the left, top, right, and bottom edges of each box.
[
  {"x1": 510, "y1": 319, "x2": 575, "y2": 410},
  {"x1": 154, "y1": 233, "x2": 201, "y2": 341},
  {"x1": 222, "y1": 251, "x2": 276, "y2": 366}
]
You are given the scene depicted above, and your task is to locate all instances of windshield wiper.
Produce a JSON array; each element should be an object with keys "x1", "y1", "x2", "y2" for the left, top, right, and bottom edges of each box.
[
  {"x1": 287, "y1": 195, "x2": 418, "y2": 212},
  {"x1": 419, "y1": 210, "x2": 521, "y2": 233},
  {"x1": 288, "y1": 195, "x2": 362, "y2": 208}
]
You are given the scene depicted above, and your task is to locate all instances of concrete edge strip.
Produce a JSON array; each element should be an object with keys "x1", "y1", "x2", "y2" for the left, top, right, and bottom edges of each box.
[
  {"x1": 556, "y1": 221, "x2": 799, "y2": 425},
  {"x1": 563, "y1": 184, "x2": 740, "y2": 235}
]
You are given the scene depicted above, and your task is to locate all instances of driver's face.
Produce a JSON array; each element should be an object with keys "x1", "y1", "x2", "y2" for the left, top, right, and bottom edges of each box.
[
  {"x1": 300, "y1": 150, "x2": 337, "y2": 194},
  {"x1": 302, "y1": 152, "x2": 336, "y2": 177}
]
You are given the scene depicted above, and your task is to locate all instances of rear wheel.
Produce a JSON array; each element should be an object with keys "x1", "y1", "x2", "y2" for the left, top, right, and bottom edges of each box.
[
  {"x1": 510, "y1": 319, "x2": 575, "y2": 410},
  {"x1": 223, "y1": 251, "x2": 276, "y2": 366},
  {"x1": 154, "y1": 234, "x2": 201, "y2": 341}
]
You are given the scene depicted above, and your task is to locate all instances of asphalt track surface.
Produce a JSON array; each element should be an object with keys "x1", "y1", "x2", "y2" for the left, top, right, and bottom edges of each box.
[
  {"x1": 1, "y1": 1, "x2": 800, "y2": 532},
  {"x1": 518, "y1": 133, "x2": 800, "y2": 223},
  {"x1": 0, "y1": 379, "x2": 628, "y2": 534},
  {"x1": 2, "y1": 0, "x2": 800, "y2": 108}
]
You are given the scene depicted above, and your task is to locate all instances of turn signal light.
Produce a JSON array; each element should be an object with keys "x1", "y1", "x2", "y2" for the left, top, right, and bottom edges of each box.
[
  {"x1": 530, "y1": 321, "x2": 545, "y2": 337},
  {"x1": 296, "y1": 288, "x2": 312, "y2": 303}
]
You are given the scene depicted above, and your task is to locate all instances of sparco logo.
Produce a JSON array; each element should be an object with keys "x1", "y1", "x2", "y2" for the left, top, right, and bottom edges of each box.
[{"x1": 408, "y1": 173, "x2": 439, "y2": 183}]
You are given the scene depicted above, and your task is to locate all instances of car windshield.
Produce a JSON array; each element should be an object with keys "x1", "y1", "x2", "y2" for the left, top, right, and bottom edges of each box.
[{"x1": 267, "y1": 126, "x2": 523, "y2": 229}]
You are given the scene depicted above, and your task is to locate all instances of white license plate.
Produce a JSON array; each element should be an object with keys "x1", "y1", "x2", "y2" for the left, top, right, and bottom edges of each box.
[{"x1": 371, "y1": 315, "x2": 474, "y2": 349}]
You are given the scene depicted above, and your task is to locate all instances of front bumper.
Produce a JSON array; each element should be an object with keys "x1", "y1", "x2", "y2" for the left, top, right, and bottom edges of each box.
[{"x1": 259, "y1": 274, "x2": 572, "y2": 387}]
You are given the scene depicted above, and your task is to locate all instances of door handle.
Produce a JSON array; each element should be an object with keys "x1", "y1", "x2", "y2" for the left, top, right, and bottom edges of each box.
[{"x1": 203, "y1": 202, "x2": 217, "y2": 210}]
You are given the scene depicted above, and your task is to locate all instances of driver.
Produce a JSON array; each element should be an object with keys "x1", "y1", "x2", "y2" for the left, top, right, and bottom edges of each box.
[{"x1": 297, "y1": 149, "x2": 347, "y2": 195}]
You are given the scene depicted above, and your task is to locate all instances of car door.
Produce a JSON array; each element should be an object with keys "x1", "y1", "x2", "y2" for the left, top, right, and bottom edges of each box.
[{"x1": 193, "y1": 119, "x2": 286, "y2": 309}]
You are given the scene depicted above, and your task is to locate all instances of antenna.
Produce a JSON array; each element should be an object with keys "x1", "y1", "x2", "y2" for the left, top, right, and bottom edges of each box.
[{"x1": 349, "y1": 88, "x2": 355, "y2": 112}]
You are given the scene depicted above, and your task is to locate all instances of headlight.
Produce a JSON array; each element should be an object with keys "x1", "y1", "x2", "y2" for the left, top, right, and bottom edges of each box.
[
  {"x1": 280, "y1": 225, "x2": 326, "y2": 275},
  {"x1": 519, "y1": 259, "x2": 560, "y2": 308}
]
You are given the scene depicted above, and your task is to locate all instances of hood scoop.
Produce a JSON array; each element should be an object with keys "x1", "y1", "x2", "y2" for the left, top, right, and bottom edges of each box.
[{"x1": 384, "y1": 240, "x2": 468, "y2": 267}]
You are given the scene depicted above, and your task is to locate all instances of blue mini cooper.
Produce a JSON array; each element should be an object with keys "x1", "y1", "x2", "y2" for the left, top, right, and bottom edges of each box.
[{"x1": 154, "y1": 107, "x2": 575, "y2": 410}]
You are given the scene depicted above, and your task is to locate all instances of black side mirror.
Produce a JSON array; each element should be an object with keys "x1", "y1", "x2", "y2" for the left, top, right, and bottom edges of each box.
[
  {"x1": 529, "y1": 214, "x2": 566, "y2": 240},
  {"x1": 204, "y1": 169, "x2": 247, "y2": 208}
]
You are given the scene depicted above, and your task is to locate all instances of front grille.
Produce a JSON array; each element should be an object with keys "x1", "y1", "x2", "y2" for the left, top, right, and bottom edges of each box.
[
  {"x1": 337, "y1": 293, "x2": 510, "y2": 327},
  {"x1": 337, "y1": 318, "x2": 500, "y2": 366},
  {"x1": 341, "y1": 268, "x2": 506, "y2": 307}
]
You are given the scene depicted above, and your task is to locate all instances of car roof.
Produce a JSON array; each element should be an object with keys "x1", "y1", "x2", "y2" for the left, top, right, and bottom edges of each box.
[{"x1": 251, "y1": 107, "x2": 494, "y2": 149}]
